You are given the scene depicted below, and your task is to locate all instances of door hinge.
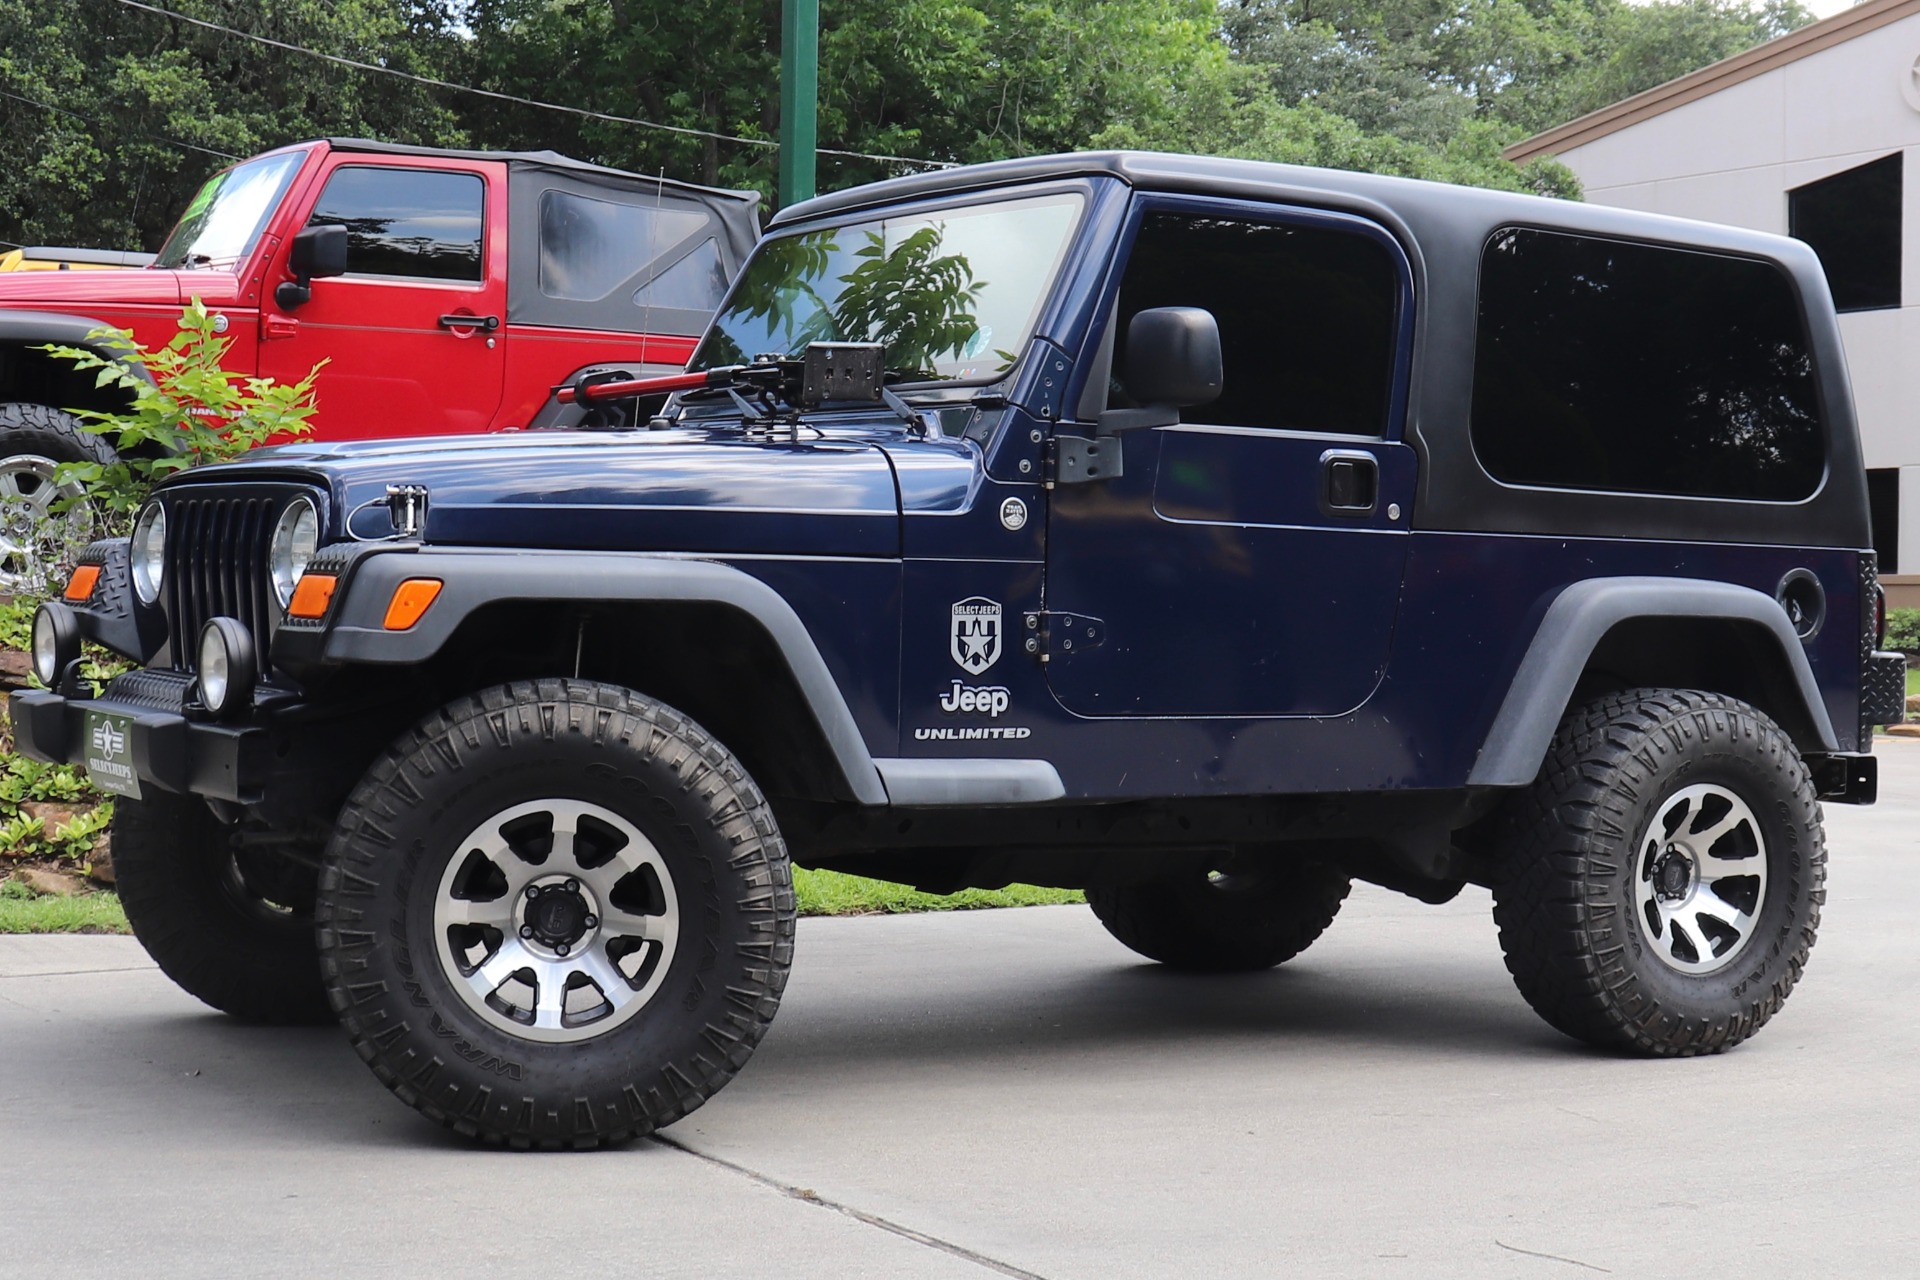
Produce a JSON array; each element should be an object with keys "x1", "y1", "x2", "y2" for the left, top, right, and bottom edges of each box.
[
  {"x1": 1044, "y1": 433, "x2": 1123, "y2": 488},
  {"x1": 1022, "y1": 610, "x2": 1106, "y2": 663}
]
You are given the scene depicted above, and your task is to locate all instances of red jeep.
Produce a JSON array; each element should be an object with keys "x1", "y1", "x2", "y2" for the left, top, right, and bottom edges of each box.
[{"x1": 0, "y1": 138, "x2": 758, "y2": 583}]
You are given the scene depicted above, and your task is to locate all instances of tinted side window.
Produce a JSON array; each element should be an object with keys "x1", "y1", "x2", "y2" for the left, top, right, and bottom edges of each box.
[
  {"x1": 1109, "y1": 212, "x2": 1398, "y2": 435},
  {"x1": 309, "y1": 167, "x2": 484, "y2": 282},
  {"x1": 1789, "y1": 152, "x2": 1901, "y2": 313},
  {"x1": 1472, "y1": 228, "x2": 1823, "y2": 502}
]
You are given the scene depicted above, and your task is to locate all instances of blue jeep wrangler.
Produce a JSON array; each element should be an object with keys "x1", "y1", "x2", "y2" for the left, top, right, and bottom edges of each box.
[{"x1": 11, "y1": 152, "x2": 1905, "y2": 1148}]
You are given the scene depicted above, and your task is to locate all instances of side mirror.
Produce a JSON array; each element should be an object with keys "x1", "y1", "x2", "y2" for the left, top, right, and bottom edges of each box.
[
  {"x1": 1098, "y1": 306, "x2": 1222, "y2": 435},
  {"x1": 275, "y1": 224, "x2": 348, "y2": 309}
]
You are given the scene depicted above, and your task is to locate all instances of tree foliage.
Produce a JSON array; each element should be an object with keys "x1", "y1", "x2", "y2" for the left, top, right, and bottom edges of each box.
[{"x1": 1, "y1": 0, "x2": 1818, "y2": 250}]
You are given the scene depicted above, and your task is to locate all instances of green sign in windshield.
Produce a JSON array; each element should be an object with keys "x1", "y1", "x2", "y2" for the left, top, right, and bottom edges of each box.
[
  {"x1": 694, "y1": 191, "x2": 1084, "y2": 384},
  {"x1": 154, "y1": 151, "x2": 304, "y2": 271}
]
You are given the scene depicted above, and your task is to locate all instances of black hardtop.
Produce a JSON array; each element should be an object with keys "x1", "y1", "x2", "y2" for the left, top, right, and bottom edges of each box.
[{"x1": 776, "y1": 151, "x2": 1868, "y2": 550}]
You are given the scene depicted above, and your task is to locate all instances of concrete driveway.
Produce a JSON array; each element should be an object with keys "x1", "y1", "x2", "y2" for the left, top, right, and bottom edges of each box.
[{"x1": 4, "y1": 748, "x2": 1918, "y2": 1279}]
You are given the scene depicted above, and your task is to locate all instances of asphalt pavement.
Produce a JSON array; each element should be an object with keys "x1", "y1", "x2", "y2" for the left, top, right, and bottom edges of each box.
[{"x1": 4, "y1": 746, "x2": 1918, "y2": 1278}]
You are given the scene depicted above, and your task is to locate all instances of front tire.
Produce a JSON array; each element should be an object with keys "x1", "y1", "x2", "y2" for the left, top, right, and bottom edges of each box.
[
  {"x1": 1490, "y1": 689, "x2": 1825, "y2": 1056},
  {"x1": 316, "y1": 679, "x2": 795, "y2": 1149},
  {"x1": 1087, "y1": 855, "x2": 1352, "y2": 971},
  {"x1": 0, "y1": 402, "x2": 113, "y2": 592},
  {"x1": 112, "y1": 793, "x2": 333, "y2": 1024}
]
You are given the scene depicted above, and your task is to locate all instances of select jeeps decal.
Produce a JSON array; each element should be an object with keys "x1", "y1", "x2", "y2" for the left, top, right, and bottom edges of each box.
[{"x1": 951, "y1": 597, "x2": 1003, "y2": 674}]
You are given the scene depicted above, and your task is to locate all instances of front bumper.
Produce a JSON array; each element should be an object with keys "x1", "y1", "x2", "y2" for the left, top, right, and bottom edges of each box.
[{"x1": 8, "y1": 685, "x2": 269, "y2": 803}]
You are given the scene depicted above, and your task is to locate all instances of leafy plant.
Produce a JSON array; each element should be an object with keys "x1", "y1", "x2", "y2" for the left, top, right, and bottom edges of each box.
[
  {"x1": 40, "y1": 299, "x2": 323, "y2": 519},
  {"x1": 1885, "y1": 607, "x2": 1920, "y2": 653}
]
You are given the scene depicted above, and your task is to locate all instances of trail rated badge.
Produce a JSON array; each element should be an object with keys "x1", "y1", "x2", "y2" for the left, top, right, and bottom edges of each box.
[{"x1": 950, "y1": 597, "x2": 1003, "y2": 674}]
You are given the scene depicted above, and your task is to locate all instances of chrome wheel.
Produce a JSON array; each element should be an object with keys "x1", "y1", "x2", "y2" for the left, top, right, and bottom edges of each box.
[
  {"x1": 1633, "y1": 782, "x2": 1769, "y2": 976},
  {"x1": 0, "y1": 454, "x2": 92, "y2": 592},
  {"x1": 433, "y1": 797, "x2": 680, "y2": 1044}
]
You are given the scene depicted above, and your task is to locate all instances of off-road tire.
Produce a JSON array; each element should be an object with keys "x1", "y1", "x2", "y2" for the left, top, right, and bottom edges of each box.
[
  {"x1": 0, "y1": 402, "x2": 115, "y2": 590},
  {"x1": 0, "y1": 402, "x2": 116, "y2": 469},
  {"x1": 112, "y1": 793, "x2": 333, "y2": 1024},
  {"x1": 316, "y1": 679, "x2": 795, "y2": 1149},
  {"x1": 1087, "y1": 857, "x2": 1352, "y2": 971},
  {"x1": 1490, "y1": 689, "x2": 1825, "y2": 1057}
]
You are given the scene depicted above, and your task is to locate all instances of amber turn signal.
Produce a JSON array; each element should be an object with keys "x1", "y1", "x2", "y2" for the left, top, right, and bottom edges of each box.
[
  {"x1": 62, "y1": 565, "x2": 101, "y2": 601},
  {"x1": 288, "y1": 573, "x2": 337, "y2": 619},
  {"x1": 383, "y1": 578, "x2": 443, "y2": 631}
]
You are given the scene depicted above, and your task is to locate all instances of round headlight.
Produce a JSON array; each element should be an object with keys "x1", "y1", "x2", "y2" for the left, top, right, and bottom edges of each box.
[
  {"x1": 31, "y1": 603, "x2": 79, "y2": 687},
  {"x1": 131, "y1": 503, "x2": 166, "y2": 604},
  {"x1": 197, "y1": 617, "x2": 256, "y2": 718},
  {"x1": 270, "y1": 498, "x2": 320, "y2": 607}
]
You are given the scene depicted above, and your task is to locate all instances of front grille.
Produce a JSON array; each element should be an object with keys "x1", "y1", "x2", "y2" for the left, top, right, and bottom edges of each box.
[{"x1": 162, "y1": 488, "x2": 310, "y2": 675}]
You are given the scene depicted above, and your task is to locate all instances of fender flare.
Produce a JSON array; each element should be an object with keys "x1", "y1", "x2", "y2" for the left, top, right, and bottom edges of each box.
[
  {"x1": 294, "y1": 547, "x2": 890, "y2": 806},
  {"x1": 0, "y1": 309, "x2": 155, "y2": 386},
  {"x1": 1467, "y1": 576, "x2": 1840, "y2": 788}
]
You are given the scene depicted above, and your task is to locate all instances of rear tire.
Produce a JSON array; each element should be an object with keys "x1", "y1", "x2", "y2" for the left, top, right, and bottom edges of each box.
[
  {"x1": 1087, "y1": 856, "x2": 1351, "y2": 971},
  {"x1": 112, "y1": 793, "x2": 333, "y2": 1024},
  {"x1": 1490, "y1": 688, "x2": 1825, "y2": 1056}
]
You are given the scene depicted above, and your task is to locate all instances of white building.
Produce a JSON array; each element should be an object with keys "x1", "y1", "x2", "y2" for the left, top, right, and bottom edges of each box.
[{"x1": 1509, "y1": 0, "x2": 1920, "y2": 600}]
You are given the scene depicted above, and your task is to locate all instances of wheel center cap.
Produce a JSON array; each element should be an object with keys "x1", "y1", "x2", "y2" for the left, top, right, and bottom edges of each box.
[
  {"x1": 1654, "y1": 849, "x2": 1693, "y2": 901},
  {"x1": 527, "y1": 885, "x2": 590, "y2": 946}
]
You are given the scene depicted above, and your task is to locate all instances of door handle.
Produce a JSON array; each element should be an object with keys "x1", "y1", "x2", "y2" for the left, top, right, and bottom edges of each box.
[
  {"x1": 1319, "y1": 449, "x2": 1378, "y2": 515},
  {"x1": 439, "y1": 313, "x2": 499, "y2": 332}
]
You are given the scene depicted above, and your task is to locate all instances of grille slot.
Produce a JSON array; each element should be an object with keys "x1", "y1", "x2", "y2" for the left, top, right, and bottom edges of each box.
[{"x1": 162, "y1": 490, "x2": 302, "y2": 675}]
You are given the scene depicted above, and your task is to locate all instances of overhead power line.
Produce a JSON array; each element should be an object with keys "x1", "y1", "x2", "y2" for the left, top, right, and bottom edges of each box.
[
  {"x1": 111, "y1": 0, "x2": 954, "y2": 171},
  {"x1": 0, "y1": 85, "x2": 242, "y2": 159}
]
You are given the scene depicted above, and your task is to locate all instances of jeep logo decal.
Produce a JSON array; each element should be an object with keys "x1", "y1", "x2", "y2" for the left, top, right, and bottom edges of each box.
[{"x1": 951, "y1": 597, "x2": 1002, "y2": 674}]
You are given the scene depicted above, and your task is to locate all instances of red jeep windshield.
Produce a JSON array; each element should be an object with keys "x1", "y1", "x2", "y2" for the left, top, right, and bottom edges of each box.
[
  {"x1": 692, "y1": 191, "x2": 1084, "y2": 384},
  {"x1": 154, "y1": 151, "x2": 304, "y2": 271}
]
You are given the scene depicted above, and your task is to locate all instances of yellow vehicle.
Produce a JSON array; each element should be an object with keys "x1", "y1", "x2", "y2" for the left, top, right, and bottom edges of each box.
[{"x1": 0, "y1": 244, "x2": 154, "y2": 271}]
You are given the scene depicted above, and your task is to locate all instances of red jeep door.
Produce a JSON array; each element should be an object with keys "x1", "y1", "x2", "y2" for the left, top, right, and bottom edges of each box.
[{"x1": 262, "y1": 156, "x2": 506, "y2": 440}]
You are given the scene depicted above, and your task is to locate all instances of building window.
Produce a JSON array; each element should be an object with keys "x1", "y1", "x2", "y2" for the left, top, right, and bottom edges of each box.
[
  {"x1": 1471, "y1": 227, "x2": 1824, "y2": 502},
  {"x1": 1869, "y1": 468, "x2": 1900, "y2": 573},
  {"x1": 1789, "y1": 153, "x2": 1902, "y2": 313}
]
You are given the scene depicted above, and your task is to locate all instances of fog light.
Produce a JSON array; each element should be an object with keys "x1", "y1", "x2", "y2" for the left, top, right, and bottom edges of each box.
[
  {"x1": 197, "y1": 617, "x2": 257, "y2": 719},
  {"x1": 31, "y1": 603, "x2": 80, "y2": 688}
]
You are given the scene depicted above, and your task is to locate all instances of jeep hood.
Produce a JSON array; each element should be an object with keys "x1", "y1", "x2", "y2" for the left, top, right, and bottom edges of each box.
[
  {"x1": 174, "y1": 430, "x2": 904, "y2": 558},
  {"x1": 0, "y1": 267, "x2": 185, "y2": 306}
]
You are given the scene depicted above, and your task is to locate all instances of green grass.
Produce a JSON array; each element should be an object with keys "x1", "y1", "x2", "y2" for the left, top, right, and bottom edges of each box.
[
  {"x1": 0, "y1": 870, "x2": 1074, "y2": 934},
  {"x1": 794, "y1": 866, "x2": 1082, "y2": 915},
  {"x1": 0, "y1": 885, "x2": 129, "y2": 934},
  {"x1": 1907, "y1": 666, "x2": 1917, "y2": 697}
]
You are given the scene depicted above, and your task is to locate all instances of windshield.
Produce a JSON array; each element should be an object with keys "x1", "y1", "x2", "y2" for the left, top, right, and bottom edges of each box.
[
  {"x1": 154, "y1": 151, "x2": 304, "y2": 270},
  {"x1": 692, "y1": 191, "x2": 1084, "y2": 384}
]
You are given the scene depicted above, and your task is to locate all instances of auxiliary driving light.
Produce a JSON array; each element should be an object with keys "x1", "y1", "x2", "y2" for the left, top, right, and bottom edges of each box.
[
  {"x1": 30, "y1": 602, "x2": 80, "y2": 688},
  {"x1": 197, "y1": 617, "x2": 257, "y2": 719}
]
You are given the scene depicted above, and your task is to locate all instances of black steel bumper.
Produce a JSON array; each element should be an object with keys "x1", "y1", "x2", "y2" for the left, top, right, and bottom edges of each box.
[
  {"x1": 1863, "y1": 650, "x2": 1907, "y2": 730},
  {"x1": 7, "y1": 687, "x2": 269, "y2": 803}
]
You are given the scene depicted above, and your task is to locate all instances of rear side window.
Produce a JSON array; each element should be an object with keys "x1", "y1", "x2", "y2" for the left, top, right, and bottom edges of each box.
[
  {"x1": 1472, "y1": 228, "x2": 1823, "y2": 502},
  {"x1": 309, "y1": 167, "x2": 484, "y2": 282},
  {"x1": 1110, "y1": 212, "x2": 1399, "y2": 435},
  {"x1": 539, "y1": 191, "x2": 717, "y2": 304}
]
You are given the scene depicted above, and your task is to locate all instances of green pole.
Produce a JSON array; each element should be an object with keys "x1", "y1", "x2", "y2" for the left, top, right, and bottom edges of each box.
[{"x1": 779, "y1": 0, "x2": 819, "y2": 208}]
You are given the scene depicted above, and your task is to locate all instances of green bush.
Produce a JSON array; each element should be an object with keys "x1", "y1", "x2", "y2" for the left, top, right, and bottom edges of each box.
[
  {"x1": 41, "y1": 299, "x2": 322, "y2": 519},
  {"x1": 1886, "y1": 607, "x2": 1920, "y2": 652}
]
